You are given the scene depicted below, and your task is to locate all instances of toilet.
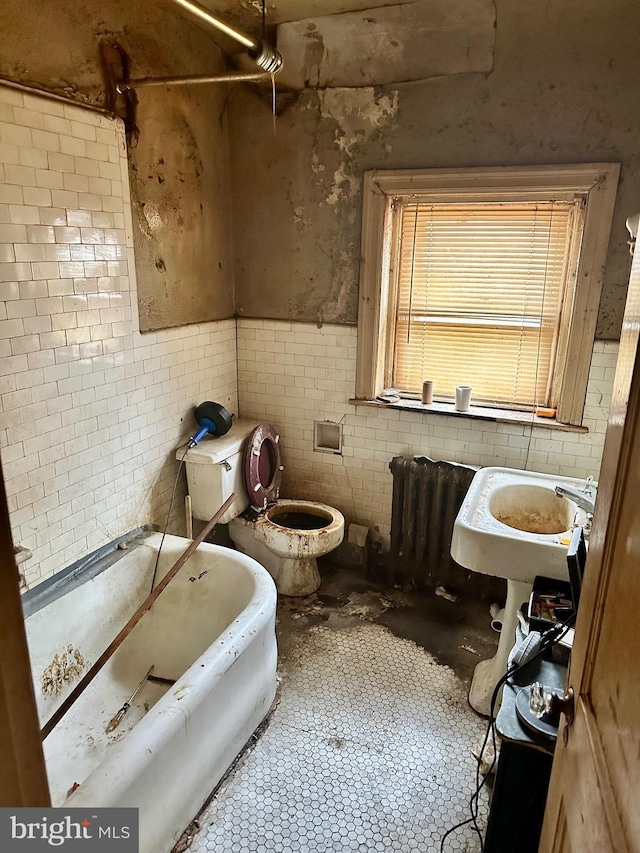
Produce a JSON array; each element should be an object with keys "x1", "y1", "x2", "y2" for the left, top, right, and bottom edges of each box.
[{"x1": 179, "y1": 420, "x2": 344, "y2": 596}]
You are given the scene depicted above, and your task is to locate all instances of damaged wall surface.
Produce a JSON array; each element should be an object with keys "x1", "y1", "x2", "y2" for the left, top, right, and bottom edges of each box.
[
  {"x1": 128, "y1": 85, "x2": 233, "y2": 331},
  {"x1": 0, "y1": 0, "x2": 234, "y2": 330},
  {"x1": 231, "y1": 0, "x2": 640, "y2": 337},
  {"x1": 277, "y1": 0, "x2": 495, "y2": 89},
  {"x1": 233, "y1": 86, "x2": 398, "y2": 325}
]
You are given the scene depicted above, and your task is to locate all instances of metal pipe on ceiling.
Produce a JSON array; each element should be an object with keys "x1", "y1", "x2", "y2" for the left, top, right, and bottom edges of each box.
[
  {"x1": 172, "y1": 0, "x2": 256, "y2": 49},
  {"x1": 118, "y1": 0, "x2": 282, "y2": 91},
  {"x1": 168, "y1": 0, "x2": 282, "y2": 74},
  {"x1": 118, "y1": 70, "x2": 273, "y2": 91}
]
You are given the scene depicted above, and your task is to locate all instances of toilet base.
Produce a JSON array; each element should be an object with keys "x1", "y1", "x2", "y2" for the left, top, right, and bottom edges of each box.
[
  {"x1": 228, "y1": 518, "x2": 281, "y2": 584},
  {"x1": 277, "y1": 556, "x2": 320, "y2": 597},
  {"x1": 228, "y1": 517, "x2": 322, "y2": 597}
]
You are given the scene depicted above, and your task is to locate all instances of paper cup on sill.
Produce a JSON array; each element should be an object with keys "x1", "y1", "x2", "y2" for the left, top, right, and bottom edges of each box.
[
  {"x1": 421, "y1": 380, "x2": 434, "y2": 405},
  {"x1": 455, "y1": 385, "x2": 472, "y2": 412}
]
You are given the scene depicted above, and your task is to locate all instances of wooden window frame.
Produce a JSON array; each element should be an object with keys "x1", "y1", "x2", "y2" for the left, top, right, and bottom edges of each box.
[{"x1": 355, "y1": 164, "x2": 620, "y2": 425}]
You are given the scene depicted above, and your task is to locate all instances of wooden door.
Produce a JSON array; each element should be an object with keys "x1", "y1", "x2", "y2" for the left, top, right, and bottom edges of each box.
[
  {"x1": 539, "y1": 236, "x2": 640, "y2": 851},
  {"x1": 0, "y1": 459, "x2": 50, "y2": 806}
]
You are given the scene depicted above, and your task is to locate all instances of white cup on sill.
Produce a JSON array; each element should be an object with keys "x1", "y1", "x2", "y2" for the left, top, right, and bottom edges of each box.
[{"x1": 455, "y1": 385, "x2": 472, "y2": 412}]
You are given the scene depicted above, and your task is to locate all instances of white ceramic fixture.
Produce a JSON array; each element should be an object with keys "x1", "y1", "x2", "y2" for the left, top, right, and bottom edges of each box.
[
  {"x1": 452, "y1": 467, "x2": 590, "y2": 583},
  {"x1": 451, "y1": 467, "x2": 594, "y2": 715},
  {"x1": 229, "y1": 499, "x2": 344, "y2": 596},
  {"x1": 27, "y1": 532, "x2": 277, "y2": 853}
]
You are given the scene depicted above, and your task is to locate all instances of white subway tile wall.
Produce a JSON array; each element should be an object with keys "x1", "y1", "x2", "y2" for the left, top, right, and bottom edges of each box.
[
  {"x1": 0, "y1": 86, "x2": 237, "y2": 588},
  {"x1": 237, "y1": 319, "x2": 617, "y2": 545}
]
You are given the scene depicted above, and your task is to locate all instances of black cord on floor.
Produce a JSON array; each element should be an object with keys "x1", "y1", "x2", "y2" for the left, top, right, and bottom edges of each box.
[
  {"x1": 438, "y1": 669, "x2": 512, "y2": 853},
  {"x1": 439, "y1": 617, "x2": 575, "y2": 853},
  {"x1": 149, "y1": 444, "x2": 190, "y2": 594}
]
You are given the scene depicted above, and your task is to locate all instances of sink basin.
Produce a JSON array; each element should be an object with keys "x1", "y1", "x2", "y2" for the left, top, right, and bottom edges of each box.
[
  {"x1": 489, "y1": 484, "x2": 576, "y2": 535},
  {"x1": 451, "y1": 466, "x2": 593, "y2": 715},
  {"x1": 451, "y1": 467, "x2": 591, "y2": 583}
]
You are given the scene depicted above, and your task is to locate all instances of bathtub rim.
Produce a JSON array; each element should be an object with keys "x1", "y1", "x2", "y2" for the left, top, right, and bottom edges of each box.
[
  {"x1": 22, "y1": 525, "x2": 155, "y2": 619},
  {"x1": 33, "y1": 532, "x2": 278, "y2": 728}
]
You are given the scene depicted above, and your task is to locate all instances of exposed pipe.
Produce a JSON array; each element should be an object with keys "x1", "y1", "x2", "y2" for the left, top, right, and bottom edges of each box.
[
  {"x1": 118, "y1": 70, "x2": 272, "y2": 92},
  {"x1": 172, "y1": 0, "x2": 256, "y2": 47},
  {"x1": 117, "y1": 0, "x2": 282, "y2": 91},
  {"x1": 167, "y1": 0, "x2": 281, "y2": 74}
]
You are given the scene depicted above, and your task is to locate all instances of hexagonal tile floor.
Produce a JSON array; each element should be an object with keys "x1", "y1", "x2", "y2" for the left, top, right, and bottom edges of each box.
[{"x1": 187, "y1": 622, "x2": 488, "y2": 852}]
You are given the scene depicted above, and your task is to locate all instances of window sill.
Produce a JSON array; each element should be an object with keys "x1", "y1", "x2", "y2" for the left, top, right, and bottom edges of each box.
[{"x1": 348, "y1": 397, "x2": 588, "y2": 434}]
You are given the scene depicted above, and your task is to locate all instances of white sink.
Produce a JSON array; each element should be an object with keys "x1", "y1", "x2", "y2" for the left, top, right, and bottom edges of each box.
[
  {"x1": 451, "y1": 466, "x2": 593, "y2": 715},
  {"x1": 451, "y1": 467, "x2": 591, "y2": 584}
]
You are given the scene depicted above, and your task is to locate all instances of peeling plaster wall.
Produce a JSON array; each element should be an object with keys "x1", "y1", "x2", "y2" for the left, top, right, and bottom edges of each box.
[
  {"x1": 0, "y1": 0, "x2": 235, "y2": 331},
  {"x1": 231, "y1": 0, "x2": 640, "y2": 337},
  {"x1": 129, "y1": 86, "x2": 234, "y2": 331},
  {"x1": 277, "y1": 0, "x2": 496, "y2": 89},
  {"x1": 233, "y1": 86, "x2": 399, "y2": 325}
]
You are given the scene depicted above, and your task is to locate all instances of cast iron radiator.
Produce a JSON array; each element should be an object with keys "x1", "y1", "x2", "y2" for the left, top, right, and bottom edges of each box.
[{"x1": 389, "y1": 456, "x2": 503, "y2": 599}]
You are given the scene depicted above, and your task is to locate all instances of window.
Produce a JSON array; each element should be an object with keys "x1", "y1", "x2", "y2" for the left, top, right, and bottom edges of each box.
[
  {"x1": 394, "y1": 200, "x2": 575, "y2": 409},
  {"x1": 356, "y1": 164, "x2": 619, "y2": 425}
]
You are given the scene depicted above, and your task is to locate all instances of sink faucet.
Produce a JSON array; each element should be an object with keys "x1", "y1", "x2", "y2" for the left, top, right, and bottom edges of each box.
[{"x1": 554, "y1": 484, "x2": 596, "y2": 515}]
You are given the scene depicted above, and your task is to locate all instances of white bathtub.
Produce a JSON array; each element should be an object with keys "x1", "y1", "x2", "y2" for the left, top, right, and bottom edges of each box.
[{"x1": 24, "y1": 532, "x2": 278, "y2": 853}]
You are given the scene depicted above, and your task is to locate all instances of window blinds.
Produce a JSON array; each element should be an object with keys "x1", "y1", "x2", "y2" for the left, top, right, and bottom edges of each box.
[{"x1": 392, "y1": 201, "x2": 576, "y2": 408}]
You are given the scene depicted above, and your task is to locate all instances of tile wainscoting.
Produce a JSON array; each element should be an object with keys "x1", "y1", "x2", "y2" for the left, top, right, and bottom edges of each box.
[
  {"x1": 237, "y1": 319, "x2": 617, "y2": 546},
  {"x1": 0, "y1": 85, "x2": 237, "y2": 587}
]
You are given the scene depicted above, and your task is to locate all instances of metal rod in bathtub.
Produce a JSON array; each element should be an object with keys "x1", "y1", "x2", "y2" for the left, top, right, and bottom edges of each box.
[
  {"x1": 40, "y1": 493, "x2": 236, "y2": 740},
  {"x1": 105, "y1": 665, "x2": 155, "y2": 733}
]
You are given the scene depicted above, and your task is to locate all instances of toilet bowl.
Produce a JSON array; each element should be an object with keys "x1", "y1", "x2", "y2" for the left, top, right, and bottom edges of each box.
[
  {"x1": 229, "y1": 500, "x2": 344, "y2": 597},
  {"x1": 179, "y1": 420, "x2": 345, "y2": 596}
]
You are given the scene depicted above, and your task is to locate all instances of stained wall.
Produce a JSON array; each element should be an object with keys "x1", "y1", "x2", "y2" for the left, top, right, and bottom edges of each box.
[
  {"x1": 231, "y1": 0, "x2": 640, "y2": 337},
  {"x1": 0, "y1": 0, "x2": 235, "y2": 331}
]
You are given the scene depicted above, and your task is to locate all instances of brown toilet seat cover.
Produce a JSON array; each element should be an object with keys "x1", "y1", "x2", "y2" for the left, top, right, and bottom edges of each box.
[{"x1": 243, "y1": 423, "x2": 282, "y2": 511}]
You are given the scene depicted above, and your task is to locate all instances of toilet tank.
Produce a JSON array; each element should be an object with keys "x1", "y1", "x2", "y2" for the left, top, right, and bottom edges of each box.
[{"x1": 177, "y1": 420, "x2": 261, "y2": 523}]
